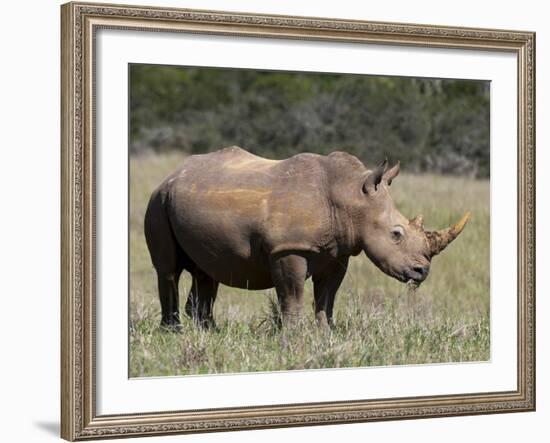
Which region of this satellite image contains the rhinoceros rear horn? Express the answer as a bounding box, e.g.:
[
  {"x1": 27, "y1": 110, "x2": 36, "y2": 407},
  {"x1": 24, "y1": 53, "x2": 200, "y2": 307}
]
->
[
  {"x1": 425, "y1": 212, "x2": 471, "y2": 257},
  {"x1": 410, "y1": 215, "x2": 424, "y2": 229},
  {"x1": 363, "y1": 159, "x2": 388, "y2": 193}
]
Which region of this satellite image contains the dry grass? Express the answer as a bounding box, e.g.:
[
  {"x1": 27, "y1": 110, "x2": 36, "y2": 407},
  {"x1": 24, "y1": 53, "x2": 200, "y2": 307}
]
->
[{"x1": 129, "y1": 151, "x2": 490, "y2": 377}]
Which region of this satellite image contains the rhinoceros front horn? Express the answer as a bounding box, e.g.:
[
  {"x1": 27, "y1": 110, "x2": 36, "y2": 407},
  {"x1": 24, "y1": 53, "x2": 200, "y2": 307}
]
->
[{"x1": 425, "y1": 212, "x2": 471, "y2": 257}]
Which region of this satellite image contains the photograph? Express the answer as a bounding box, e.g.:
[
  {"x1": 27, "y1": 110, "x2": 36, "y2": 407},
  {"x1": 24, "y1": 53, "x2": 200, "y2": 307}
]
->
[{"x1": 128, "y1": 64, "x2": 490, "y2": 377}]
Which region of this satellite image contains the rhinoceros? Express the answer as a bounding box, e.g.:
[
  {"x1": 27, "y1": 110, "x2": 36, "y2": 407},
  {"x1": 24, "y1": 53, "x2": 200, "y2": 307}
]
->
[{"x1": 144, "y1": 146, "x2": 469, "y2": 329}]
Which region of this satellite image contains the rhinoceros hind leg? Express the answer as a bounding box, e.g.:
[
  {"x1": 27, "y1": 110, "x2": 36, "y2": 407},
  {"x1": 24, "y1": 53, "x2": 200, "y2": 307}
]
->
[
  {"x1": 184, "y1": 268, "x2": 219, "y2": 329},
  {"x1": 156, "y1": 270, "x2": 184, "y2": 331},
  {"x1": 144, "y1": 190, "x2": 187, "y2": 331},
  {"x1": 313, "y1": 257, "x2": 349, "y2": 328}
]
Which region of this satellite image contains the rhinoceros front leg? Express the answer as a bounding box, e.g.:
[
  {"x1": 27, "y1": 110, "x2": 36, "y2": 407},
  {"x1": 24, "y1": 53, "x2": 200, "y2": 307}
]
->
[
  {"x1": 269, "y1": 254, "x2": 307, "y2": 325},
  {"x1": 313, "y1": 257, "x2": 349, "y2": 328}
]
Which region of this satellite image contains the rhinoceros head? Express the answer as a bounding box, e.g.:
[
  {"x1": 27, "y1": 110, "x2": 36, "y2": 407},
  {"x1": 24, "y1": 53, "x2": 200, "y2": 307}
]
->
[{"x1": 358, "y1": 159, "x2": 470, "y2": 284}]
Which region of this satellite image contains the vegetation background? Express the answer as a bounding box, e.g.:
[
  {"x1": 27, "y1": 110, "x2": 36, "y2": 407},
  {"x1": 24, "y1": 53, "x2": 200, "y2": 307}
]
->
[
  {"x1": 129, "y1": 65, "x2": 490, "y2": 377},
  {"x1": 130, "y1": 65, "x2": 490, "y2": 177}
]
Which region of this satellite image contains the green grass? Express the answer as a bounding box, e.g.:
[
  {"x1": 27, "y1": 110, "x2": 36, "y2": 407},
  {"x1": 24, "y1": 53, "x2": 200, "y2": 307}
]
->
[{"x1": 129, "y1": 151, "x2": 490, "y2": 377}]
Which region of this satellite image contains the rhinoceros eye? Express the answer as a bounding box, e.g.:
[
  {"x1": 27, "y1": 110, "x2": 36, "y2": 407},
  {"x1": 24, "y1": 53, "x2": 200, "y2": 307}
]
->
[{"x1": 390, "y1": 226, "x2": 405, "y2": 243}]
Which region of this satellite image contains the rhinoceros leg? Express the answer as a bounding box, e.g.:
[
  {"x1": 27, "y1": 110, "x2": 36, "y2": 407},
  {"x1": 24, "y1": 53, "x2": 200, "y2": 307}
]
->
[
  {"x1": 184, "y1": 268, "x2": 219, "y2": 329},
  {"x1": 313, "y1": 258, "x2": 349, "y2": 328},
  {"x1": 144, "y1": 189, "x2": 186, "y2": 330},
  {"x1": 156, "y1": 270, "x2": 183, "y2": 330},
  {"x1": 269, "y1": 254, "x2": 308, "y2": 325}
]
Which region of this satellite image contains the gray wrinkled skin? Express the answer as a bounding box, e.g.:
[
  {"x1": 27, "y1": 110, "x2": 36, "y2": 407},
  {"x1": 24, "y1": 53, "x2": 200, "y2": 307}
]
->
[{"x1": 144, "y1": 146, "x2": 469, "y2": 329}]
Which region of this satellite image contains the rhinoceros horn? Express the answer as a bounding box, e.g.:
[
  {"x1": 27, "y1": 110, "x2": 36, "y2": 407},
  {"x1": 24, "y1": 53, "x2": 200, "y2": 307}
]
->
[{"x1": 425, "y1": 212, "x2": 471, "y2": 257}]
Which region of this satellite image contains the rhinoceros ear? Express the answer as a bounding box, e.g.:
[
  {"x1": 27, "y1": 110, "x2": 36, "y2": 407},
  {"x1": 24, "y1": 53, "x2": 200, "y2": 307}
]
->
[
  {"x1": 363, "y1": 159, "x2": 388, "y2": 194},
  {"x1": 383, "y1": 161, "x2": 400, "y2": 186}
]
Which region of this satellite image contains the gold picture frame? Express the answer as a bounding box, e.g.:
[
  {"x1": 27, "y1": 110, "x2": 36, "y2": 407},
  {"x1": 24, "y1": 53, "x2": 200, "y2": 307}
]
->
[{"x1": 61, "y1": 1, "x2": 535, "y2": 440}]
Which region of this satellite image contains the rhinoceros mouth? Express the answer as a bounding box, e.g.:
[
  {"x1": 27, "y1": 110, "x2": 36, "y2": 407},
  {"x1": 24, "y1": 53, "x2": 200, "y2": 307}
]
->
[
  {"x1": 404, "y1": 265, "x2": 429, "y2": 283},
  {"x1": 391, "y1": 270, "x2": 423, "y2": 285}
]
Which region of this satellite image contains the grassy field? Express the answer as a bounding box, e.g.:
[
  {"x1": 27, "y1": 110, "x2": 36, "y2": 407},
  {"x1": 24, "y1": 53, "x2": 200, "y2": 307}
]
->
[{"x1": 129, "y1": 151, "x2": 490, "y2": 377}]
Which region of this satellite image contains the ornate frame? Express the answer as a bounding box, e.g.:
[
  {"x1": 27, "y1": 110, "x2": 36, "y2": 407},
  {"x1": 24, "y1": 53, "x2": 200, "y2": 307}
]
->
[{"x1": 61, "y1": 1, "x2": 536, "y2": 440}]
